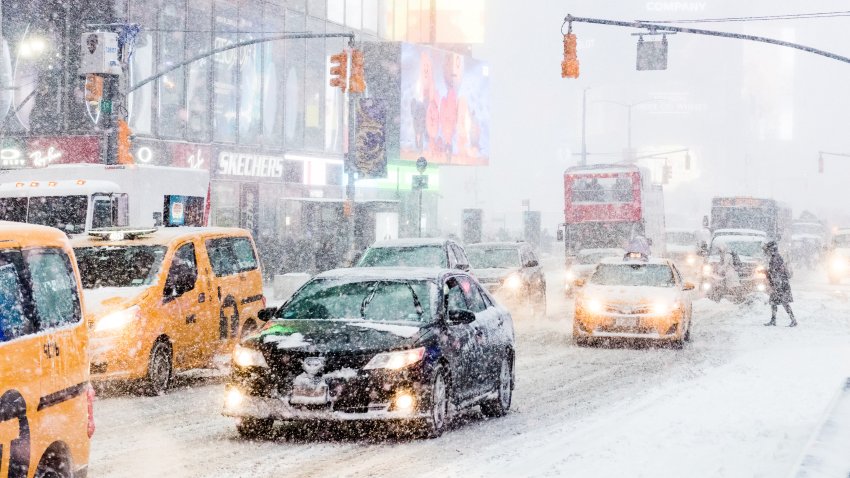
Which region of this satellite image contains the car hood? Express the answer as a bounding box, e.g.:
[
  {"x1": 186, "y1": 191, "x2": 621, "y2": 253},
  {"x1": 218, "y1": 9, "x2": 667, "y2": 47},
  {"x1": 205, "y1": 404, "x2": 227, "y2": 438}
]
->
[
  {"x1": 581, "y1": 284, "x2": 680, "y2": 305},
  {"x1": 82, "y1": 286, "x2": 149, "y2": 319},
  {"x1": 248, "y1": 319, "x2": 426, "y2": 355},
  {"x1": 473, "y1": 267, "x2": 517, "y2": 282}
]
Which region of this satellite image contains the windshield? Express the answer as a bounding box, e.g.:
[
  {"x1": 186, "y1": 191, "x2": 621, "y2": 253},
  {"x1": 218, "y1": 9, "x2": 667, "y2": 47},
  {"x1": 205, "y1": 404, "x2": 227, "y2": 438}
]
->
[
  {"x1": 666, "y1": 232, "x2": 696, "y2": 245},
  {"x1": 467, "y1": 248, "x2": 520, "y2": 268},
  {"x1": 75, "y1": 246, "x2": 167, "y2": 289},
  {"x1": 577, "y1": 249, "x2": 624, "y2": 265},
  {"x1": 570, "y1": 175, "x2": 634, "y2": 203},
  {"x1": 590, "y1": 263, "x2": 675, "y2": 287},
  {"x1": 357, "y1": 245, "x2": 447, "y2": 268},
  {"x1": 710, "y1": 240, "x2": 765, "y2": 258},
  {"x1": 277, "y1": 279, "x2": 436, "y2": 323},
  {"x1": 26, "y1": 196, "x2": 88, "y2": 234}
]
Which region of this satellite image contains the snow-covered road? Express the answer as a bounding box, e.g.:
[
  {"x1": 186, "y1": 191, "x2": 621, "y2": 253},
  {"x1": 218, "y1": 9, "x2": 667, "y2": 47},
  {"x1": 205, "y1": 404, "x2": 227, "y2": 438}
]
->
[{"x1": 88, "y1": 268, "x2": 850, "y2": 477}]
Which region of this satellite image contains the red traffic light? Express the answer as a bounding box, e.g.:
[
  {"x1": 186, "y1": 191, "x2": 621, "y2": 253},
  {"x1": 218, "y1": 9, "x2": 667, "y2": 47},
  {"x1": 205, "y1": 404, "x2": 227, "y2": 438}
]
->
[
  {"x1": 349, "y1": 49, "x2": 366, "y2": 94},
  {"x1": 329, "y1": 50, "x2": 348, "y2": 92},
  {"x1": 561, "y1": 33, "x2": 579, "y2": 79}
]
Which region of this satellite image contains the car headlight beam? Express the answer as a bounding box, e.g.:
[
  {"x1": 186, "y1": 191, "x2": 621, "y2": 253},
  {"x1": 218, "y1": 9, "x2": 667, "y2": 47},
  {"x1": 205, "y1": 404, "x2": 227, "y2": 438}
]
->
[
  {"x1": 233, "y1": 344, "x2": 269, "y2": 368},
  {"x1": 94, "y1": 305, "x2": 140, "y2": 332},
  {"x1": 364, "y1": 347, "x2": 425, "y2": 370},
  {"x1": 503, "y1": 274, "x2": 523, "y2": 290},
  {"x1": 831, "y1": 257, "x2": 848, "y2": 273}
]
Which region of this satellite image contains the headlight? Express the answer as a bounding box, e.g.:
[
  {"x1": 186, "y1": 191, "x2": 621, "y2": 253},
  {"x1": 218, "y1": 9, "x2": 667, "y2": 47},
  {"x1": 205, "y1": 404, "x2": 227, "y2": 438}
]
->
[
  {"x1": 233, "y1": 344, "x2": 268, "y2": 368},
  {"x1": 754, "y1": 267, "x2": 767, "y2": 280},
  {"x1": 686, "y1": 255, "x2": 696, "y2": 265},
  {"x1": 225, "y1": 388, "x2": 244, "y2": 408},
  {"x1": 364, "y1": 347, "x2": 425, "y2": 370},
  {"x1": 652, "y1": 301, "x2": 681, "y2": 316},
  {"x1": 581, "y1": 298, "x2": 603, "y2": 314},
  {"x1": 831, "y1": 257, "x2": 848, "y2": 272},
  {"x1": 94, "y1": 305, "x2": 140, "y2": 332},
  {"x1": 702, "y1": 264, "x2": 713, "y2": 276},
  {"x1": 503, "y1": 274, "x2": 523, "y2": 290},
  {"x1": 702, "y1": 282, "x2": 711, "y2": 291},
  {"x1": 565, "y1": 269, "x2": 576, "y2": 281}
]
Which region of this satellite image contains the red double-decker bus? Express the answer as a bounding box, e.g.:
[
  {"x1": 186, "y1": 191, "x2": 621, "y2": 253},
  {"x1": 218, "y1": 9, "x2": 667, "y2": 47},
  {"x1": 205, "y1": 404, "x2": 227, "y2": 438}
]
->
[{"x1": 560, "y1": 164, "x2": 666, "y2": 257}]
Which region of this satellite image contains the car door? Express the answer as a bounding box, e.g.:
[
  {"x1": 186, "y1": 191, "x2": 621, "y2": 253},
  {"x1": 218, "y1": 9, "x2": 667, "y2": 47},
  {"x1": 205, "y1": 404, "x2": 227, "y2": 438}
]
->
[
  {"x1": 161, "y1": 241, "x2": 209, "y2": 369},
  {"x1": 456, "y1": 275, "x2": 499, "y2": 396},
  {"x1": 442, "y1": 275, "x2": 480, "y2": 403},
  {"x1": 525, "y1": 248, "x2": 545, "y2": 293},
  {"x1": 205, "y1": 236, "x2": 256, "y2": 347}
]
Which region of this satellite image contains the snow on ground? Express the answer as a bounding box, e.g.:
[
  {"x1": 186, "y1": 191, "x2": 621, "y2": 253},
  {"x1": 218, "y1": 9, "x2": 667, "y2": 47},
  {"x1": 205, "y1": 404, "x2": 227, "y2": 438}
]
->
[{"x1": 89, "y1": 266, "x2": 850, "y2": 478}]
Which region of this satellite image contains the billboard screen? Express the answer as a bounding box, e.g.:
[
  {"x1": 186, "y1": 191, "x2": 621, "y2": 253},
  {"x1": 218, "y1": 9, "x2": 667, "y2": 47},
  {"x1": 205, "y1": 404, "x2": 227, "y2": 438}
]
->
[{"x1": 399, "y1": 44, "x2": 489, "y2": 166}]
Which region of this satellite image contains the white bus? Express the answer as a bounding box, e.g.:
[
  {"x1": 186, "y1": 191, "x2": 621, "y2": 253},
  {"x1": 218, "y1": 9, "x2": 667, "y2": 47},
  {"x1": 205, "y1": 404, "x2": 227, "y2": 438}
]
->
[{"x1": 0, "y1": 164, "x2": 210, "y2": 233}]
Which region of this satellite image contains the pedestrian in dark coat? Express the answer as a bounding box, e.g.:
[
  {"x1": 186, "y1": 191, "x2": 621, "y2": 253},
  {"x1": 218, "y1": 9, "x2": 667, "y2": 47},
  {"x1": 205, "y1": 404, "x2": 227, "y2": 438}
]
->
[{"x1": 763, "y1": 241, "x2": 797, "y2": 327}]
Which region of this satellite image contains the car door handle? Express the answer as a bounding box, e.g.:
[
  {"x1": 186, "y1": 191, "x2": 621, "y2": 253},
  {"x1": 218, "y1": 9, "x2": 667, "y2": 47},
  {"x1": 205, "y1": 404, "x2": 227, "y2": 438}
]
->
[{"x1": 198, "y1": 292, "x2": 206, "y2": 303}]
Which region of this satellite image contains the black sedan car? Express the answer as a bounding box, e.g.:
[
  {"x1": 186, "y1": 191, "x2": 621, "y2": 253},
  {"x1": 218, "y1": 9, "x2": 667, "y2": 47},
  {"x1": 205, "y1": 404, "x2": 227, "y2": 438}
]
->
[{"x1": 223, "y1": 267, "x2": 515, "y2": 438}]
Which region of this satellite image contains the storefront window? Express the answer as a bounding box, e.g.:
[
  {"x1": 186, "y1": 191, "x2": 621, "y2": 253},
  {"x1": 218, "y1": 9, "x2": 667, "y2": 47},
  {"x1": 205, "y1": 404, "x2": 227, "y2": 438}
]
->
[
  {"x1": 262, "y1": 8, "x2": 285, "y2": 148},
  {"x1": 285, "y1": 10, "x2": 306, "y2": 150},
  {"x1": 363, "y1": 0, "x2": 378, "y2": 33},
  {"x1": 346, "y1": 0, "x2": 362, "y2": 29},
  {"x1": 327, "y1": 0, "x2": 345, "y2": 24},
  {"x1": 393, "y1": 0, "x2": 408, "y2": 41},
  {"x1": 187, "y1": 0, "x2": 212, "y2": 142},
  {"x1": 211, "y1": 181, "x2": 239, "y2": 227},
  {"x1": 158, "y1": 0, "x2": 186, "y2": 138},
  {"x1": 239, "y1": 3, "x2": 263, "y2": 144},
  {"x1": 304, "y1": 17, "x2": 325, "y2": 151},
  {"x1": 213, "y1": 0, "x2": 239, "y2": 142}
]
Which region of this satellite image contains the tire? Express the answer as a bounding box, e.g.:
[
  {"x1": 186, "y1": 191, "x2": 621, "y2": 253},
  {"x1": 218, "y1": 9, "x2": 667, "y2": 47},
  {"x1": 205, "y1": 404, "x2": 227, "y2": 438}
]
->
[
  {"x1": 35, "y1": 447, "x2": 71, "y2": 478},
  {"x1": 420, "y1": 368, "x2": 449, "y2": 438},
  {"x1": 236, "y1": 417, "x2": 275, "y2": 440},
  {"x1": 684, "y1": 318, "x2": 692, "y2": 342},
  {"x1": 481, "y1": 355, "x2": 513, "y2": 418},
  {"x1": 144, "y1": 341, "x2": 173, "y2": 396}
]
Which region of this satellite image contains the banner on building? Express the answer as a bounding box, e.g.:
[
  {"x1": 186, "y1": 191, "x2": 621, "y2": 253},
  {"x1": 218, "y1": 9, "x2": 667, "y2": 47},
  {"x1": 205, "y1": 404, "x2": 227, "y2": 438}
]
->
[{"x1": 354, "y1": 98, "x2": 388, "y2": 179}]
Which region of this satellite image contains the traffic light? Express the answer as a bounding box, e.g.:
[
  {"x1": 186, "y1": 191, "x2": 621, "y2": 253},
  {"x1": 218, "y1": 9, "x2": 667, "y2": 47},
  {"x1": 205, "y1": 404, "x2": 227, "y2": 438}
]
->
[
  {"x1": 117, "y1": 119, "x2": 133, "y2": 165},
  {"x1": 662, "y1": 163, "x2": 672, "y2": 184},
  {"x1": 561, "y1": 33, "x2": 579, "y2": 79},
  {"x1": 329, "y1": 50, "x2": 348, "y2": 92},
  {"x1": 349, "y1": 49, "x2": 366, "y2": 94},
  {"x1": 84, "y1": 74, "x2": 103, "y2": 103}
]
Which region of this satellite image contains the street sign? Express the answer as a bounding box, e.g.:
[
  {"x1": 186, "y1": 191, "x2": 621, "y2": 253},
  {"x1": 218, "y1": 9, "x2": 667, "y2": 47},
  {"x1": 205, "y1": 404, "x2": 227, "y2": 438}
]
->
[
  {"x1": 636, "y1": 36, "x2": 668, "y2": 71},
  {"x1": 412, "y1": 174, "x2": 428, "y2": 190},
  {"x1": 416, "y1": 156, "x2": 427, "y2": 173}
]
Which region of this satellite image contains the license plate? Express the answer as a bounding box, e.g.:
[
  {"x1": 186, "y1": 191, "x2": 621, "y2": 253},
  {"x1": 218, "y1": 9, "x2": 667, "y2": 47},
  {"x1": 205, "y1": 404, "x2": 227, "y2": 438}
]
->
[
  {"x1": 290, "y1": 375, "x2": 329, "y2": 405},
  {"x1": 615, "y1": 317, "x2": 638, "y2": 328}
]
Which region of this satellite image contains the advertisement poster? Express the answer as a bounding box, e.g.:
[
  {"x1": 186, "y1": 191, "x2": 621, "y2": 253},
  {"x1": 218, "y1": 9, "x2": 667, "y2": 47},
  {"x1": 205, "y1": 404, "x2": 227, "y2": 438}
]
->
[
  {"x1": 354, "y1": 97, "x2": 388, "y2": 178},
  {"x1": 399, "y1": 44, "x2": 489, "y2": 166}
]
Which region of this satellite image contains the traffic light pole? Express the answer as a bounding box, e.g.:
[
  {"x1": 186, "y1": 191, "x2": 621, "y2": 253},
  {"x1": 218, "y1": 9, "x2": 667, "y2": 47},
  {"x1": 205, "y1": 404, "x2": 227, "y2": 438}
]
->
[
  {"x1": 563, "y1": 15, "x2": 850, "y2": 65},
  {"x1": 346, "y1": 38, "x2": 359, "y2": 261}
]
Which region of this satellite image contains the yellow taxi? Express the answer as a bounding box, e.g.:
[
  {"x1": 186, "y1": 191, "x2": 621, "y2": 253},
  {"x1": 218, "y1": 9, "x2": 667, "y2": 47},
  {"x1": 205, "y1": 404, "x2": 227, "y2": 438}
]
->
[
  {"x1": 573, "y1": 253, "x2": 695, "y2": 347},
  {"x1": 0, "y1": 221, "x2": 94, "y2": 478},
  {"x1": 71, "y1": 227, "x2": 265, "y2": 395}
]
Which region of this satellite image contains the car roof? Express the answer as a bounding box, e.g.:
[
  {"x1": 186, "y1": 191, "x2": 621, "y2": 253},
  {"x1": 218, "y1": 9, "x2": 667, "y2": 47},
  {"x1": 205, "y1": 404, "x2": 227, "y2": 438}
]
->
[
  {"x1": 0, "y1": 221, "x2": 71, "y2": 249},
  {"x1": 599, "y1": 257, "x2": 671, "y2": 266},
  {"x1": 713, "y1": 228, "x2": 767, "y2": 236},
  {"x1": 70, "y1": 227, "x2": 251, "y2": 248},
  {"x1": 578, "y1": 247, "x2": 625, "y2": 254},
  {"x1": 712, "y1": 234, "x2": 766, "y2": 244},
  {"x1": 369, "y1": 238, "x2": 451, "y2": 248},
  {"x1": 314, "y1": 267, "x2": 458, "y2": 281},
  {"x1": 466, "y1": 241, "x2": 527, "y2": 250}
]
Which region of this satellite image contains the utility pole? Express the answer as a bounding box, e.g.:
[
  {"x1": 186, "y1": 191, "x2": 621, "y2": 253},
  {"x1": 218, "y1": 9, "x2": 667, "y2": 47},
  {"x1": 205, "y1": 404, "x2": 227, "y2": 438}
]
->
[{"x1": 580, "y1": 87, "x2": 589, "y2": 166}]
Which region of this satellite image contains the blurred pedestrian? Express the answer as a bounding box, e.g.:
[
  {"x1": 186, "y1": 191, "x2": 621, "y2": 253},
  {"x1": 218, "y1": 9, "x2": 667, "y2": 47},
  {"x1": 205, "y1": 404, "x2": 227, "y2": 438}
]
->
[{"x1": 763, "y1": 241, "x2": 796, "y2": 327}]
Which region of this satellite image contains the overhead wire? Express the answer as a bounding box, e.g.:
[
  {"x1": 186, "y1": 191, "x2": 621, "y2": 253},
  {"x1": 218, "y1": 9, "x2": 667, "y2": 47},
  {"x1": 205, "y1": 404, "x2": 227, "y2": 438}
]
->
[{"x1": 638, "y1": 10, "x2": 850, "y2": 24}]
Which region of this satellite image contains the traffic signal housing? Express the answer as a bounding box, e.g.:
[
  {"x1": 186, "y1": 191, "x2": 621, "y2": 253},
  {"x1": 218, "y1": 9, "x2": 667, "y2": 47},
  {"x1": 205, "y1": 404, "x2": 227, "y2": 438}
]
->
[
  {"x1": 329, "y1": 50, "x2": 348, "y2": 92},
  {"x1": 117, "y1": 119, "x2": 133, "y2": 165},
  {"x1": 85, "y1": 74, "x2": 103, "y2": 103},
  {"x1": 349, "y1": 49, "x2": 366, "y2": 94},
  {"x1": 561, "y1": 33, "x2": 579, "y2": 79}
]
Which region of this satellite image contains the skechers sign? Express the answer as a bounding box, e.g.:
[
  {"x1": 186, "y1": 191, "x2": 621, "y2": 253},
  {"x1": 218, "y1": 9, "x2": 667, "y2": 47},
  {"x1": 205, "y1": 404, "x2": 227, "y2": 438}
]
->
[{"x1": 216, "y1": 151, "x2": 285, "y2": 179}]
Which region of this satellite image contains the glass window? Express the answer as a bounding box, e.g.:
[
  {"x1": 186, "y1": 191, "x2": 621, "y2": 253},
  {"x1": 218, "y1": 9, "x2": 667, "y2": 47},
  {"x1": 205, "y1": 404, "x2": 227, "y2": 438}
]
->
[
  {"x1": 590, "y1": 264, "x2": 676, "y2": 288},
  {"x1": 26, "y1": 196, "x2": 87, "y2": 234},
  {"x1": 393, "y1": 0, "x2": 408, "y2": 41},
  {"x1": 239, "y1": 4, "x2": 264, "y2": 144},
  {"x1": 262, "y1": 7, "x2": 286, "y2": 148},
  {"x1": 173, "y1": 242, "x2": 198, "y2": 270},
  {"x1": 158, "y1": 0, "x2": 187, "y2": 138},
  {"x1": 25, "y1": 249, "x2": 81, "y2": 329},
  {"x1": 467, "y1": 248, "x2": 520, "y2": 268},
  {"x1": 458, "y1": 276, "x2": 486, "y2": 312},
  {"x1": 346, "y1": 0, "x2": 362, "y2": 28},
  {"x1": 452, "y1": 244, "x2": 469, "y2": 266},
  {"x1": 377, "y1": 0, "x2": 393, "y2": 39},
  {"x1": 326, "y1": 163, "x2": 343, "y2": 185},
  {"x1": 187, "y1": 0, "x2": 213, "y2": 142},
  {"x1": 357, "y1": 245, "x2": 447, "y2": 268},
  {"x1": 285, "y1": 10, "x2": 306, "y2": 149},
  {"x1": 166, "y1": 242, "x2": 198, "y2": 294},
  {"x1": 206, "y1": 237, "x2": 258, "y2": 276},
  {"x1": 213, "y1": 0, "x2": 239, "y2": 142},
  {"x1": 287, "y1": 0, "x2": 307, "y2": 12},
  {"x1": 362, "y1": 0, "x2": 378, "y2": 32},
  {"x1": 0, "y1": 198, "x2": 28, "y2": 223},
  {"x1": 327, "y1": 0, "x2": 345, "y2": 23},
  {"x1": 75, "y1": 246, "x2": 167, "y2": 289},
  {"x1": 304, "y1": 17, "x2": 326, "y2": 150},
  {"x1": 445, "y1": 277, "x2": 467, "y2": 311},
  {"x1": 571, "y1": 176, "x2": 634, "y2": 203},
  {"x1": 0, "y1": 250, "x2": 33, "y2": 342},
  {"x1": 307, "y1": 0, "x2": 326, "y2": 18},
  {"x1": 129, "y1": 32, "x2": 155, "y2": 134}
]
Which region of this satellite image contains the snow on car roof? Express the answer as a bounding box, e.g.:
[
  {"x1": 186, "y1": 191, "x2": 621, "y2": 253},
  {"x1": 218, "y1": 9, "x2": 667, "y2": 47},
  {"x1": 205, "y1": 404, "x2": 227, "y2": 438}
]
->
[
  {"x1": 578, "y1": 247, "x2": 625, "y2": 254},
  {"x1": 712, "y1": 234, "x2": 766, "y2": 244},
  {"x1": 713, "y1": 228, "x2": 767, "y2": 237},
  {"x1": 314, "y1": 267, "x2": 452, "y2": 281},
  {"x1": 370, "y1": 238, "x2": 449, "y2": 248},
  {"x1": 70, "y1": 227, "x2": 250, "y2": 247},
  {"x1": 599, "y1": 257, "x2": 670, "y2": 266},
  {"x1": 466, "y1": 241, "x2": 527, "y2": 249}
]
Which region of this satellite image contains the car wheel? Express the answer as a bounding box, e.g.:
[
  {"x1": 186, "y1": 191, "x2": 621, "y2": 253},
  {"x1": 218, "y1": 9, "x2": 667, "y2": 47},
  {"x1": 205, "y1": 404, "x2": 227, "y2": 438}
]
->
[
  {"x1": 35, "y1": 448, "x2": 71, "y2": 478},
  {"x1": 145, "y1": 341, "x2": 172, "y2": 396},
  {"x1": 420, "y1": 369, "x2": 449, "y2": 438},
  {"x1": 481, "y1": 354, "x2": 513, "y2": 418},
  {"x1": 684, "y1": 318, "x2": 692, "y2": 342},
  {"x1": 237, "y1": 417, "x2": 275, "y2": 440}
]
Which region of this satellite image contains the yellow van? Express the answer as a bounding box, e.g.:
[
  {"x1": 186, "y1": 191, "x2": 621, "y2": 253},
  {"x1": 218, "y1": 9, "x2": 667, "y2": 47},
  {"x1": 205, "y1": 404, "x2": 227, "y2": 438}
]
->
[
  {"x1": 71, "y1": 227, "x2": 265, "y2": 395},
  {"x1": 0, "y1": 221, "x2": 93, "y2": 478}
]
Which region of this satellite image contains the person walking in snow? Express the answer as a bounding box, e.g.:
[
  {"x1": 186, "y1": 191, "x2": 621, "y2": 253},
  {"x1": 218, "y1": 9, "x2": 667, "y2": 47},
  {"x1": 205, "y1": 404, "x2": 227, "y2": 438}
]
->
[{"x1": 763, "y1": 241, "x2": 797, "y2": 327}]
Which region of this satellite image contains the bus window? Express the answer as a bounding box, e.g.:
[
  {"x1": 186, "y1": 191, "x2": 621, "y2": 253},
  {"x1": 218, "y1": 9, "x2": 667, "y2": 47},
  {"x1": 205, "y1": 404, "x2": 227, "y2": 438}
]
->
[
  {"x1": 571, "y1": 176, "x2": 634, "y2": 203},
  {"x1": 0, "y1": 197, "x2": 27, "y2": 223},
  {"x1": 92, "y1": 198, "x2": 113, "y2": 229},
  {"x1": 27, "y1": 195, "x2": 87, "y2": 233}
]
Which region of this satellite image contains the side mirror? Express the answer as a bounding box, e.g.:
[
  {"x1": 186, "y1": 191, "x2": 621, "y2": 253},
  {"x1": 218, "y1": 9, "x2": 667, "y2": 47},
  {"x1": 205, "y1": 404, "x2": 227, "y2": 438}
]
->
[
  {"x1": 525, "y1": 260, "x2": 539, "y2": 268},
  {"x1": 557, "y1": 230, "x2": 564, "y2": 242},
  {"x1": 258, "y1": 307, "x2": 277, "y2": 322},
  {"x1": 683, "y1": 282, "x2": 695, "y2": 291},
  {"x1": 575, "y1": 278, "x2": 586, "y2": 288},
  {"x1": 447, "y1": 309, "x2": 476, "y2": 324}
]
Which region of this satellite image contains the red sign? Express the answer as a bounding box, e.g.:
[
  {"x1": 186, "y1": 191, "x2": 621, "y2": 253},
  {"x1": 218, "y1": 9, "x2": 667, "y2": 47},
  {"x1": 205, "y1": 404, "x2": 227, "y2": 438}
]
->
[
  {"x1": 26, "y1": 136, "x2": 102, "y2": 167},
  {"x1": 564, "y1": 171, "x2": 642, "y2": 224}
]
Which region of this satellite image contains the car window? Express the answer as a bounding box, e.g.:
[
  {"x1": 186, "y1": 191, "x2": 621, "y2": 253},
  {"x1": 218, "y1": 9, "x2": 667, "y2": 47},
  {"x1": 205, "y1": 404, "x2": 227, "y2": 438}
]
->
[
  {"x1": 167, "y1": 243, "x2": 198, "y2": 291},
  {"x1": 0, "y1": 250, "x2": 34, "y2": 342},
  {"x1": 357, "y1": 245, "x2": 447, "y2": 268},
  {"x1": 445, "y1": 277, "x2": 468, "y2": 311},
  {"x1": 458, "y1": 276, "x2": 486, "y2": 312},
  {"x1": 75, "y1": 245, "x2": 167, "y2": 288},
  {"x1": 206, "y1": 237, "x2": 258, "y2": 276},
  {"x1": 446, "y1": 244, "x2": 458, "y2": 266},
  {"x1": 452, "y1": 244, "x2": 470, "y2": 266},
  {"x1": 590, "y1": 263, "x2": 676, "y2": 288},
  {"x1": 25, "y1": 248, "x2": 82, "y2": 329}
]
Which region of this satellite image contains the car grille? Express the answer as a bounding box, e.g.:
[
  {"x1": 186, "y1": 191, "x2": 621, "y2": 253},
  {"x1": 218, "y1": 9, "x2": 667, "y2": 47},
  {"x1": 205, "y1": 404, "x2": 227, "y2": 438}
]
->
[
  {"x1": 604, "y1": 304, "x2": 651, "y2": 315},
  {"x1": 264, "y1": 350, "x2": 373, "y2": 395}
]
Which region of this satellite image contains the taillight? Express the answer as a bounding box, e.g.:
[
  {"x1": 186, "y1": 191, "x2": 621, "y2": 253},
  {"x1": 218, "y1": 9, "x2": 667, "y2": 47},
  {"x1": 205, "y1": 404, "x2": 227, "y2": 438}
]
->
[
  {"x1": 86, "y1": 383, "x2": 96, "y2": 438},
  {"x1": 262, "y1": 295, "x2": 267, "y2": 308}
]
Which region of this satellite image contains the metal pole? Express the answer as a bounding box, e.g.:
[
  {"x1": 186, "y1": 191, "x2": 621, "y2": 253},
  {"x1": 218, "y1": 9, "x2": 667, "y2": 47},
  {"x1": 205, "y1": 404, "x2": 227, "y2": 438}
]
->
[
  {"x1": 418, "y1": 188, "x2": 423, "y2": 237},
  {"x1": 627, "y1": 104, "x2": 632, "y2": 152},
  {"x1": 346, "y1": 39, "x2": 358, "y2": 257},
  {"x1": 580, "y1": 88, "x2": 587, "y2": 166}
]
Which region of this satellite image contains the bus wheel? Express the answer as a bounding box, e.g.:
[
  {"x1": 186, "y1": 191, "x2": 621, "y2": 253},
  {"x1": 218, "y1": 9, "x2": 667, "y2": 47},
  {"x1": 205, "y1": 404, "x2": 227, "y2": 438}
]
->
[{"x1": 145, "y1": 340, "x2": 173, "y2": 396}]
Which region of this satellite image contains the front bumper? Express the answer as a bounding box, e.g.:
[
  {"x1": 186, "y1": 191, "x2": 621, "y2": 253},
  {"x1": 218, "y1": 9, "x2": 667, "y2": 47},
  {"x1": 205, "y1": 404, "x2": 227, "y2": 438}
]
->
[
  {"x1": 574, "y1": 310, "x2": 684, "y2": 340},
  {"x1": 222, "y1": 386, "x2": 428, "y2": 421},
  {"x1": 88, "y1": 333, "x2": 150, "y2": 381}
]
